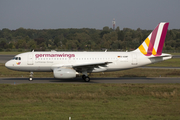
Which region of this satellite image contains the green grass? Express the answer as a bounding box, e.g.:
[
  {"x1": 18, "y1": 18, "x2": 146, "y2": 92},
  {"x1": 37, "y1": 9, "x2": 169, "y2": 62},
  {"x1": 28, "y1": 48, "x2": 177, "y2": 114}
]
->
[
  {"x1": 0, "y1": 52, "x2": 22, "y2": 55},
  {"x1": 0, "y1": 84, "x2": 180, "y2": 120},
  {"x1": 168, "y1": 52, "x2": 180, "y2": 55},
  {"x1": 147, "y1": 58, "x2": 180, "y2": 67}
]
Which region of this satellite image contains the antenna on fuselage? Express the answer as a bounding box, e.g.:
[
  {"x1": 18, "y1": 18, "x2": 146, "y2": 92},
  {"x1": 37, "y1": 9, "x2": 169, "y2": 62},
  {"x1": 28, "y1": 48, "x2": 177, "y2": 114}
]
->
[
  {"x1": 31, "y1": 49, "x2": 34, "y2": 52},
  {"x1": 105, "y1": 49, "x2": 107, "y2": 52}
]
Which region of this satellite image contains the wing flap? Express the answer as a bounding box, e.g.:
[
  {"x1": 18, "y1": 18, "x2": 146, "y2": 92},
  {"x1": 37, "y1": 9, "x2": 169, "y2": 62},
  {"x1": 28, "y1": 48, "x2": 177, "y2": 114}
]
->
[{"x1": 72, "y1": 62, "x2": 112, "y2": 68}]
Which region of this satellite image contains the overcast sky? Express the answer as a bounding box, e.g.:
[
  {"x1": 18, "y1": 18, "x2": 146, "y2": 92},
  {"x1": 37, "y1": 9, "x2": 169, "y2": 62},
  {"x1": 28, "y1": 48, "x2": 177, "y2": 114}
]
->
[{"x1": 0, "y1": 0, "x2": 180, "y2": 30}]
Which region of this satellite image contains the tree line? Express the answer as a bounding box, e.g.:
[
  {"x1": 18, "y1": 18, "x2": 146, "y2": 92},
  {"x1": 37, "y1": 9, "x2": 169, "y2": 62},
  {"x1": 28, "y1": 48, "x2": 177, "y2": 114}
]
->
[{"x1": 0, "y1": 26, "x2": 180, "y2": 52}]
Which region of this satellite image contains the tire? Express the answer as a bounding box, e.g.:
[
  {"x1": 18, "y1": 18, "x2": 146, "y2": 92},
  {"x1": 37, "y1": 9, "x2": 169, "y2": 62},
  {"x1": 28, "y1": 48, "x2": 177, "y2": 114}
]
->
[
  {"x1": 84, "y1": 76, "x2": 90, "y2": 82},
  {"x1": 82, "y1": 75, "x2": 86, "y2": 80},
  {"x1": 29, "y1": 77, "x2": 33, "y2": 81}
]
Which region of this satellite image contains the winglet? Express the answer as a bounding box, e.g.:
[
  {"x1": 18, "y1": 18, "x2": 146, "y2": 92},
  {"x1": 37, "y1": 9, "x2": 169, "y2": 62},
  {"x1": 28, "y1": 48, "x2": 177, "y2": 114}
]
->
[{"x1": 136, "y1": 22, "x2": 169, "y2": 56}]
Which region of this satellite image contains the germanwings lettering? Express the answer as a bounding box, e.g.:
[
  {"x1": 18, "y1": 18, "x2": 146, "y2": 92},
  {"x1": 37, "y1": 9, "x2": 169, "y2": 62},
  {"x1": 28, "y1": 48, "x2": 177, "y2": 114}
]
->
[{"x1": 35, "y1": 53, "x2": 75, "y2": 58}]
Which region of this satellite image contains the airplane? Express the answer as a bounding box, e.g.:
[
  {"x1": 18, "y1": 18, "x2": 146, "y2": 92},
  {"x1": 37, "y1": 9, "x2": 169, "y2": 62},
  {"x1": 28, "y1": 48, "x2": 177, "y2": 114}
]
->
[{"x1": 5, "y1": 22, "x2": 172, "y2": 82}]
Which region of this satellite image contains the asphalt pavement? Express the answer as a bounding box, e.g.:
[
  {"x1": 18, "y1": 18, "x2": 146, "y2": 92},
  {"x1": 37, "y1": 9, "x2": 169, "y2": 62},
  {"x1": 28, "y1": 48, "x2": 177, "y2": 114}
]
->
[
  {"x1": 0, "y1": 55, "x2": 14, "y2": 63},
  {"x1": 0, "y1": 77, "x2": 180, "y2": 84}
]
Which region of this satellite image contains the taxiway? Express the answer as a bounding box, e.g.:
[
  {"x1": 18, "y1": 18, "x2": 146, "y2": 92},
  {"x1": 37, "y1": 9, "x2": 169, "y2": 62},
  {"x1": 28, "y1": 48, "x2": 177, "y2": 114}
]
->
[{"x1": 0, "y1": 77, "x2": 180, "y2": 84}]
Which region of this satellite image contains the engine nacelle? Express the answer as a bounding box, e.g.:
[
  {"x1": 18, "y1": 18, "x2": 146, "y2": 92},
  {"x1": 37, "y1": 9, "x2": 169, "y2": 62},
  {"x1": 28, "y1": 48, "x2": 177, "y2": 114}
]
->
[{"x1": 53, "y1": 68, "x2": 76, "y2": 79}]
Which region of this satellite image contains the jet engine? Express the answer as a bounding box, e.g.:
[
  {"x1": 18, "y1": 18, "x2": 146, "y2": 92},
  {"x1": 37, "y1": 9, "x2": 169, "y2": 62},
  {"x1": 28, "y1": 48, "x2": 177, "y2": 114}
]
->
[{"x1": 53, "y1": 68, "x2": 76, "y2": 79}]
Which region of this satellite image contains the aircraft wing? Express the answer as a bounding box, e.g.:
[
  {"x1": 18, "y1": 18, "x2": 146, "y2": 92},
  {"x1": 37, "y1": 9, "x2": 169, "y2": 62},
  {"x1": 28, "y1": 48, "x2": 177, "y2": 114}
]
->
[
  {"x1": 72, "y1": 62, "x2": 112, "y2": 68},
  {"x1": 72, "y1": 61, "x2": 112, "y2": 73}
]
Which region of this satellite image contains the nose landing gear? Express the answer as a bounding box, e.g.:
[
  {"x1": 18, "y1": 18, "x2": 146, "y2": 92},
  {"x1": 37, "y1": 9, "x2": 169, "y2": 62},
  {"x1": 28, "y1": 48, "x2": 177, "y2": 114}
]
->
[{"x1": 29, "y1": 72, "x2": 33, "y2": 81}]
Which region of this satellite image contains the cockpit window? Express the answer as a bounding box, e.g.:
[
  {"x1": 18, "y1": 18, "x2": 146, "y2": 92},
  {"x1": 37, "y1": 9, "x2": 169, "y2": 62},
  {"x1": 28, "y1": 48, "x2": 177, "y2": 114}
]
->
[
  {"x1": 12, "y1": 57, "x2": 21, "y2": 60},
  {"x1": 12, "y1": 57, "x2": 17, "y2": 60}
]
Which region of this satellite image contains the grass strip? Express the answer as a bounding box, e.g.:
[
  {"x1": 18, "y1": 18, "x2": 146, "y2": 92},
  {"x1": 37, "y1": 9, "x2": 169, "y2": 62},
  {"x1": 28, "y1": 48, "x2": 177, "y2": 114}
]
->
[
  {"x1": 0, "y1": 83, "x2": 180, "y2": 120},
  {"x1": 0, "y1": 52, "x2": 22, "y2": 55},
  {"x1": 147, "y1": 58, "x2": 180, "y2": 67}
]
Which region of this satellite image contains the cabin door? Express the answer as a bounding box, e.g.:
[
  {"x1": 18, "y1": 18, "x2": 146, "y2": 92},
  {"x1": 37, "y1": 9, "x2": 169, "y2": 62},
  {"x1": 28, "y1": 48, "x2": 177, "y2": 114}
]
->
[{"x1": 27, "y1": 54, "x2": 34, "y2": 65}]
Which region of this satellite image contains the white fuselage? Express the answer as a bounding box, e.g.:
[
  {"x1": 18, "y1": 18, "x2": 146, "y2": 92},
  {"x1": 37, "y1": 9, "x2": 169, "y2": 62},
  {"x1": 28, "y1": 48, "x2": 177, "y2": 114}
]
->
[{"x1": 5, "y1": 51, "x2": 172, "y2": 72}]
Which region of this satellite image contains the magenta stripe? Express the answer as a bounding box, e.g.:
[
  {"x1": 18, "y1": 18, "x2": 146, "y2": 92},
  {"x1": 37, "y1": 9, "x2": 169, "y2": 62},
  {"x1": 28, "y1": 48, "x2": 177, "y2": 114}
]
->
[
  {"x1": 156, "y1": 23, "x2": 169, "y2": 55},
  {"x1": 146, "y1": 24, "x2": 159, "y2": 56}
]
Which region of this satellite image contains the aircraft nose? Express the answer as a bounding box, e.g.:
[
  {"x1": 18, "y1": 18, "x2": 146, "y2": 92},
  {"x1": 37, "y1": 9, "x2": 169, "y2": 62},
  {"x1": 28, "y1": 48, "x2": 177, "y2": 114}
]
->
[{"x1": 5, "y1": 61, "x2": 12, "y2": 69}]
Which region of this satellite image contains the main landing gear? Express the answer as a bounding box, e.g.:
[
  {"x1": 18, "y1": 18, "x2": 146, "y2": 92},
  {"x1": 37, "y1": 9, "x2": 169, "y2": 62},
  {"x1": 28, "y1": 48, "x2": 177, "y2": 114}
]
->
[
  {"x1": 29, "y1": 72, "x2": 33, "y2": 81},
  {"x1": 82, "y1": 75, "x2": 90, "y2": 82},
  {"x1": 81, "y1": 70, "x2": 90, "y2": 82}
]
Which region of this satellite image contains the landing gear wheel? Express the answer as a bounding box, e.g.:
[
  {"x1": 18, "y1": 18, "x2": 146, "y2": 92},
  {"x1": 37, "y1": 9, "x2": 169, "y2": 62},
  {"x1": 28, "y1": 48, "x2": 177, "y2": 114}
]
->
[
  {"x1": 82, "y1": 71, "x2": 90, "y2": 82},
  {"x1": 82, "y1": 75, "x2": 86, "y2": 80},
  {"x1": 84, "y1": 76, "x2": 90, "y2": 82},
  {"x1": 29, "y1": 77, "x2": 33, "y2": 81}
]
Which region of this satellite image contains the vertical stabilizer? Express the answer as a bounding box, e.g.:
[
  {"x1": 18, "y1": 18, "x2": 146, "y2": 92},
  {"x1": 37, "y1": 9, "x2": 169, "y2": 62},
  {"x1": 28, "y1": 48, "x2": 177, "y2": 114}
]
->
[{"x1": 135, "y1": 22, "x2": 169, "y2": 56}]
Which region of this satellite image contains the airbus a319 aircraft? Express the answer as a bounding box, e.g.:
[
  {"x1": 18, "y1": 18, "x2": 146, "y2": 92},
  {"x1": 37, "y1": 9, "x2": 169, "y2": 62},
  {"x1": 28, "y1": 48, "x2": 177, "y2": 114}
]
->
[{"x1": 5, "y1": 22, "x2": 172, "y2": 82}]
